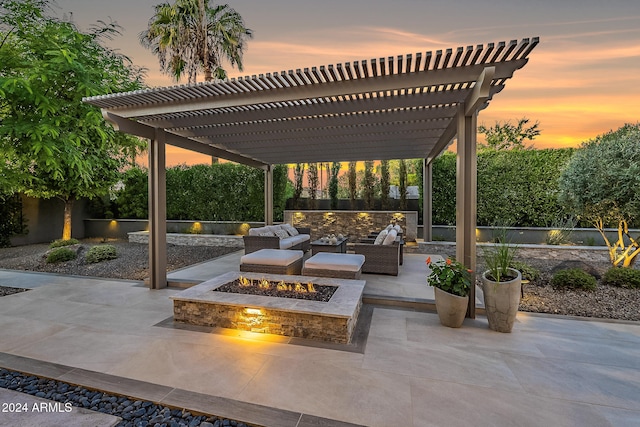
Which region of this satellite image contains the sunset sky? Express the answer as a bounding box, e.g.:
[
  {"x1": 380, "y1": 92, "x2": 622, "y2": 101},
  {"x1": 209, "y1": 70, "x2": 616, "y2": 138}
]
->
[{"x1": 55, "y1": 0, "x2": 640, "y2": 165}]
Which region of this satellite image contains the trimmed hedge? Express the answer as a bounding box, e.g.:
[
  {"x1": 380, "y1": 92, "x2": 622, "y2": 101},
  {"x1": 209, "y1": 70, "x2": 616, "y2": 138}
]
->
[
  {"x1": 85, "y1": 245, "x2": 118, "y2": 264},
  {"x1": 46, "y1": 247, "x2": 77, "y2": 264},
  {"x1": 551, "y1": 268, "x2": 597, "y2": 291},
  {"x1": 49, "y1": 238, "x2": 79, "y2": 248},
  {"x1": 115, "y1": 163, "x2": 289, "y2": 222},
  {"x1": 431, "y1": 148, "x2": 575, "y2": 226},
  {"x1": 602, "y1": 267, "x2": 640, "y2": 289}
]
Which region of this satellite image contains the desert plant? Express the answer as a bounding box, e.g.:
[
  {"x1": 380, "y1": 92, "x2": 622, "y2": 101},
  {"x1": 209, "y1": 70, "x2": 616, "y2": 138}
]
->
[
  {"x1": 328, "y1": 162, "x2": 341, "y2": 209},
  {"x1": 49, "y1": 238, "x2": 80, "y2": 249},
  {"x1": 46, "y1": 247, "x2": 77, "y2": 264},
  {"x1": 85, "y1": 245, "x2": 118, "y2": 264},
  {"x1": 545, "y1": 216, "x2": 576, "y2": 245},
  {"x1": 307, "y1": 163, "x2": 319, "y2": 209},
  {"x1": 482, "y1": 229, "x2": 518, "y2": 282},
  {"x1": 602, "y1": 267, "x2": 640, "y2": 289},
  {"x1": 551, "y1": 268, "x2": 597, "y2": 291},
  {"x1": 510, "y1": 261, "x2": 540, "y2": 282}
]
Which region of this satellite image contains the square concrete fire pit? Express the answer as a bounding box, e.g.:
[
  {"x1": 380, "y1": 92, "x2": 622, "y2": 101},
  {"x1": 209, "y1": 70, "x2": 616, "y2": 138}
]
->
[{"x1": 170, "y1": 271, "x2": 365, "y2": 344}]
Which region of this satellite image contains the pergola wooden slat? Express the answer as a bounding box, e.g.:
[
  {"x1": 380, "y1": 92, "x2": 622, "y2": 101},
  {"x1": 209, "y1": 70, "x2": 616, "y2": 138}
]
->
[{"x1": 85, "y1": 37, "x2": 539, "y2": 317}]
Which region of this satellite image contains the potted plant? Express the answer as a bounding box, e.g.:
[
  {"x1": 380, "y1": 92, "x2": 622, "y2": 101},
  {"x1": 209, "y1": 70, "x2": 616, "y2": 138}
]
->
[
  {"x1": 481, "y1": 233, "x2": 521, "y2": 333},
  {"x1": 426, "y1": 257, "x2": 473, "y2": 328}
]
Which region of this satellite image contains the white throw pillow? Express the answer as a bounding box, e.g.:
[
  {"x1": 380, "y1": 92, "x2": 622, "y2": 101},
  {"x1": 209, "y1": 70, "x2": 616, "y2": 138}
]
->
[
  {"x1": 259, "y1": 231, "x2": 275, "y2": 237},
  {"x1": 382, "y1": 229, "x2": 397, "y2": 245},
  {"x1": 274, "y1": 229, "x2": 289, "y2": 239},
  {"x1": 374, "y1": 230, "x2": 388, "y2": 245},
  {"x1": 393, "y1": 224, "x2": 402, "y2": 233},
  {"x1": 385, "y1": 224, "x2": 394, "y2": 231},
  {"x1": 282, "y1": 224, "x2": 299, "y2": 236}
]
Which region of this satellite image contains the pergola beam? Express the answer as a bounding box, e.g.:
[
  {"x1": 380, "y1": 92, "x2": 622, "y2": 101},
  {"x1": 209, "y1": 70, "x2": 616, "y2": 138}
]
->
[{"x1": 104, "y1": 61, "x2": 527, "y2": 119}]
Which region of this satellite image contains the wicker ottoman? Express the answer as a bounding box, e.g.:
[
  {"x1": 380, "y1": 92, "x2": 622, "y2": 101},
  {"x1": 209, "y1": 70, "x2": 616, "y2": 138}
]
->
[
  {"x1": 302, "y1": 252, "x2": 365, "y2": 279},
  {"x1": 240, "y1": 249, "x2": 304, "y2": 275}
]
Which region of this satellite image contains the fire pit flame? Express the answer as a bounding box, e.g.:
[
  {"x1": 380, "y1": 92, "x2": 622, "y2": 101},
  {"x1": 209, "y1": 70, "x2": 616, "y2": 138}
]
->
[
  {"x1": 259, "y1": 279, "x2": 270, "y2": 289},
  {"x1": 237, "y1": 276, "x2": 317, "y2": 294}
]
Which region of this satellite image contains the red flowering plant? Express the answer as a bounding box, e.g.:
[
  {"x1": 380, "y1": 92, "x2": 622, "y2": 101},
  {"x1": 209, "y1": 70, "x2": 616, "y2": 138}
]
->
[{"x1": 426, "y1": 257, "x2": 473, "y2": 297}]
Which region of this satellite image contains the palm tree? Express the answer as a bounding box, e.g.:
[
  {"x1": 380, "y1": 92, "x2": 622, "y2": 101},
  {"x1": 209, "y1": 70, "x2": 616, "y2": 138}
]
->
[{"x1": 140, "y1": 0, "x2": 252, "y2": 83}]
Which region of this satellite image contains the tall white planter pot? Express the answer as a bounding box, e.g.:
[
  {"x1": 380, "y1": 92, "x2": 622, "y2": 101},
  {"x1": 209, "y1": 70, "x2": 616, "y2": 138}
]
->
[
  {"x1": 481, "y1": 268, "x2": 522, "y2": 333},
  {"x1": 434, "y1": 287, "x2": 469, "y2": 328}
]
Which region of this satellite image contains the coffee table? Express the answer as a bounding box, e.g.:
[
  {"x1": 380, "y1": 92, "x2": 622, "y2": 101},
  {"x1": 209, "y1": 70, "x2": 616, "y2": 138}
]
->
[{"x1": 310, "y1": 237, "x2": 348, "y2": 255}]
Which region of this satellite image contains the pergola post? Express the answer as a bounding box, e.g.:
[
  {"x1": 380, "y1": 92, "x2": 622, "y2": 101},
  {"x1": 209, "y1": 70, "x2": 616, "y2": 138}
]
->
[
  {"x1": 455, "y1": 103, "x2": 477, "y2": 318},
  {"x1": 423, "y1": 158, "x2": 433, "y2": 242},
  {"x1": 264, "y1": 164, "x2": 274, "y2": 225},
  {"x1": 148, "y1": 128, "x2": 167, "y2": 289}
]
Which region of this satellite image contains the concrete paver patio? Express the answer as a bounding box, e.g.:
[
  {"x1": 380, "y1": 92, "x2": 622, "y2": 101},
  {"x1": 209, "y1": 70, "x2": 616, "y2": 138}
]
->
[{"x1": 1, "y1": 254, "x2": 639, "y2": 426}]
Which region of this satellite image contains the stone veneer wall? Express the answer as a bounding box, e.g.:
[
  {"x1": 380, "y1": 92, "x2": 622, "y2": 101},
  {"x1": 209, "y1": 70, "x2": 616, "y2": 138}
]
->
[
  {"x1": 128, "y1": 231, "x2": 243, "y2": 248},
  {"x1": 284, "y1": 210, "x2": 418, "y2": 241},
  {"x1": 173, "y1": 300, "x2": 361, "y2": 344},
  {"x1": 410, "y1": 241, "x2": 611, "y2": 263}
]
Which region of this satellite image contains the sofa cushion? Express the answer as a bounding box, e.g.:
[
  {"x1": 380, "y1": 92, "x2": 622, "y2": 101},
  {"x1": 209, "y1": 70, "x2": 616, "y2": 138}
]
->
[
  {"x1": 374, "y1": 230, "x2": 388, "y2": 245},
  {"x1": 383, "y1": 229, "x2": 397, "y2": 245},
  {"x1": 278, "y1": 237, "x2": 297, "y2": 249},
  {"x1": 393, "y1": 224, "x2": 402, "y2": 233}
]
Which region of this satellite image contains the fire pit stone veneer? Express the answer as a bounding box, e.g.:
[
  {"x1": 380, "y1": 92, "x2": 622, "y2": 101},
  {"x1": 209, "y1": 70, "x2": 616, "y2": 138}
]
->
[{"x1": 170, "y1": 271, "x2": 365, "y2": 344}]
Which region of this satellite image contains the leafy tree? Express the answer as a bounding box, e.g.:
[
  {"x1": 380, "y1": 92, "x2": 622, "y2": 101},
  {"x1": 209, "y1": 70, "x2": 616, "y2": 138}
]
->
[
  {"x1": 348, "y1": 161, "x2": 357, "y2": 209},
  {"x1": 362, "y1": 160, "x2": 375, "y2": 209},
  {"x1": 140, "y1": 0, "x2": 252, "y2": 82},
  {"x1": 559, "y1": 123, "x2": 640, "y2": 267},
  {"x1": 328, "y1": 162, "x2": 340, "y2": 209},
  {"x1": 307, "y1": 163, "x2": 318, "y2": 209},
  {"x1": 292, "y1": 163, "x2": 305, "y2": 209},
  {"x1": 0, "y1": 192, "x2": 26, "y2": 247},
  {"x1": 478, "y1": 117, "x2": 540, "y2": 150},
  {"x1": 398, "y1": 159, "x2": 408, "y2": 209},
  {"x1": 0, "y1": 0, "x2": 146, "y2": 240},
  {"x1": 379, "y1": 160, "x2": 391, "y2": 209}
]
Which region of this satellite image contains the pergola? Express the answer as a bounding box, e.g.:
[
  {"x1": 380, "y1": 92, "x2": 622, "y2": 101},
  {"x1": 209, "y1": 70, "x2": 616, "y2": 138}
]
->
[{"x1": 85, "y1": 37, "x2": 539, "y2": 316}]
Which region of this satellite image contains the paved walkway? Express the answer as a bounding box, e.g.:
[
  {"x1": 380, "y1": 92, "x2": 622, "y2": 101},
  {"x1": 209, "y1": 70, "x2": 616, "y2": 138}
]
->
[{"x1": 0, "y1": 256, "x2": 639, "y2": 426}]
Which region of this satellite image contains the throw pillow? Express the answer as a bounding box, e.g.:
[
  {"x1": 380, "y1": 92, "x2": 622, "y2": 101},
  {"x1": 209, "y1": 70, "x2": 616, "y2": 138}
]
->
[
  {"x1": 259, "y1": 231, "x2": 275, "y2": 237},
  {"x1": 282, "y1": 224, "x2": 299, "y2": 236},
  {"x1": 274, "y1": 229, "x2": 289, "y2": 239},
  {"x1": 374, "y1": 230, "x2": 388, "y2": 245},
  {"x1": 393, "y1": 224, "x2": 402, "y2": 233},
  {"x1": 382, "y1": 229, "x2": 397, "y2": 245}
]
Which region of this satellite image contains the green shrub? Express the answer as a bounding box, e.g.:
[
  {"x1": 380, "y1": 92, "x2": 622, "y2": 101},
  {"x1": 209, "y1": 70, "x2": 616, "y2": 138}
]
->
[
  {"x1": 85, "y1": 245, "x2": 118, "y2": 264},
  {"x1": 602, "y1": 267, "x2": 640, "y2": 289},
  {"x1": 46, "y1": 247, "x2": 77, "y2": 263},
  {"x1": 49, "y1": 238, "x2": 80, "y2": 248},
  {"x1": 551, "y1": 268, "x2": 597, "y2": 291},
  {"x1": 510, "y1": 261, "x2": 541, "y2": 282}
]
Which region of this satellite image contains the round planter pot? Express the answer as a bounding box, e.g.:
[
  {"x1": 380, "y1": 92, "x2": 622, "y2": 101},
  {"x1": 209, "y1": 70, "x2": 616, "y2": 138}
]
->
[
  {"x1": 434, "y1": 287, "x2": 469, "y2": 328},
  {"x1": 481, "y1": 268, "x2": 522, "y2": 333}
]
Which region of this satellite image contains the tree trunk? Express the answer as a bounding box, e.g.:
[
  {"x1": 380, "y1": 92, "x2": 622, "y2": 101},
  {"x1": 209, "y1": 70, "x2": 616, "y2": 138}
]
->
[{"x1": 62, "y1": 197, "x2": 74, "y2": 240}]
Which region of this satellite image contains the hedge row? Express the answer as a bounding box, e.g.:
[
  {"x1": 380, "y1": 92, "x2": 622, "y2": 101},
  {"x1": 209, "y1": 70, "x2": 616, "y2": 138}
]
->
[
  {"x1": 115, "y1": 163, "x2": 289, "y2": 222},
  {"x1": 430, "y1": 148, "x2": 576, "y2": 226},
  {"x1": 112, "y1": 148, "x2": 574, "y2": 227}
]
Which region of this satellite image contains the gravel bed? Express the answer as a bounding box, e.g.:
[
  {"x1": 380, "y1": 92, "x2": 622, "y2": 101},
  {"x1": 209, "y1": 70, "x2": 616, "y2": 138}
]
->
[
  {"x1": 0, "y1": 239, "x2": 239, "y2": 281},
  {"x1": 0, "y1": 368, "x2": 253, "y2": 427}
]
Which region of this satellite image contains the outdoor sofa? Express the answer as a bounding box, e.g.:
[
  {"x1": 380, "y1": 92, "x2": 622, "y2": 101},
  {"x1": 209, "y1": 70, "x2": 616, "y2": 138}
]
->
[{"x1": 243, "y1": 224, "x2": 311, "y2": 254}]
